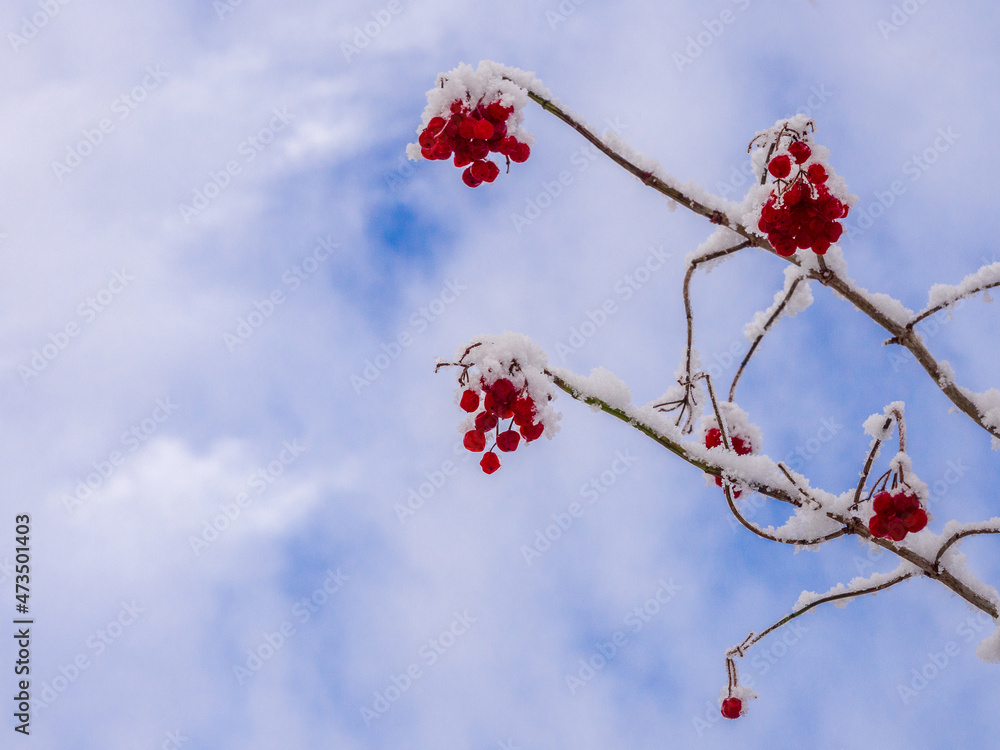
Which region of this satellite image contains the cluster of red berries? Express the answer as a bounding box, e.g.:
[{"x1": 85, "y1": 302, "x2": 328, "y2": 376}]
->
[
  {"x1": 705, "y1": 427, "x2": 752, "y2": 498},
  {"x1": 757, "y1": 140, "x2": 850, "y2": 257},
  {"x1": 721, "y1": 697, "x2": 743, "y2": 720},
  {"x1": 867, "y1": 488, "x2": 928, "y2": 541},
  {"x1": 418, "y1": 98, "x2": 531, "y2": 188},
  {"x1": 460, "y1": 378, "x2": 545, "y2": 474}
]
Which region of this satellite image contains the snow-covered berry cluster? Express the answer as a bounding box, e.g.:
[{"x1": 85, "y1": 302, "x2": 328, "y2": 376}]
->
[
  {"x1": 460, "y1": 378, "x2": 545, "y2": 473},
  {"x1": 705, "y1": 426, "x2": 753, "y2": 498},
  {"x1": 409, "y1": 62, "x2": 534, "y2": 188},
  {"x1": 867, "y1": 488, "x2": 928, "y2": 541},
  {"x1": 751, "y1": 121, "x2": 854, "y2": 257},
  {"x1": 702, "y1": 404, "x2": 761, "y2": 499},
  {"x1": 417, "y1": 99, "x2": 530, "y2": 187},
  {"x1": 438, "y1": 332, "x2": 559, "y2": 475}
]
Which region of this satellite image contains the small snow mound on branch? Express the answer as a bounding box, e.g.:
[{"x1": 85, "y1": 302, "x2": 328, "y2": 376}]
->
[
  {"x1": 793, "y1": 562, "x2": 918, "y2": 613},
  {"x1": 927, "y1": 261, "x2": 1000, "y2": 309},
  {"x1": 862, "y1": 405, "x2": 900, "y2": 441},
  {"x1": 552, "y1": 365, "x2": 632, "y2": 413},
  {"x1": 976, "y1": 626, "x2": 1000, "y2": 663},
  {"x1": 958, "y1": 386, "x2": 1000, "y2": 434},
  {"x1": 744, "y1": 266, "x2": 813, "y2": 341},
  {"x1": 683, "y1": 226, "x2": 747, "y2": 272}
]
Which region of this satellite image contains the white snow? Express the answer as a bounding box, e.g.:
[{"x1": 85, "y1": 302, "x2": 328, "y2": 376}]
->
[{"x1": 744, "y1": 266, "x2": 814, "y2": 341}]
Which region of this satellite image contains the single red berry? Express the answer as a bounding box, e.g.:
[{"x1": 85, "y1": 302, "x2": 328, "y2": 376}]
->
[
  {"x1": 486, "y1": 101, "x2": 511, "y2": 122},
  {"x1": 480, "y1": 451, "x2": 501, "y2": 474},
  {"x1": 887, "y1": 518, "x2": 908, "y2": 542},
  {"x1": 475, "y1": 411, "x2": 498, "y2": 432},
  {"x1": 418, "y1": 130, "x2": 436, "y2": 149},
  {"x1": 873, "y1": 491, "x2": 894, "y2": 516},
  {"x1": 868, "y1": 514, "x2": 888, "y2": 539},
  {"x1": 806, "y1": 163, "x2": 828, "y2": 184},
  {"x1": 731, "y1": 436, "x2": 751, "y2": 456},
  {"x1": 893, "y1": 492, "x2": 920, "y2": 516},
  {"x1": 462, "y1": 167, "x2": 483, "y2": 188},
  {"x1": 721, "y1": 697, "x2": 742, "y2": 719},
  {"x1": 768, "y1": 154, "x2": 792, "y2": 179},
  {"x1": 450, "y1": 100, "x2": 465, "y2": 114},
  {"x1": 509, "y1": 142, "x2": 531, "y2": 163},
  {"x1": 520, "y1": 421, "x2": 544, "y2": 442},
  {"x1": 473, "y1": 118, "x2": 494, "y2": 139},
  {"x1": 903, "y1": 508, "x2": 928, "y2": 533},
  {"x1": 458, "y1": 118, "x2": 478, "y2": 140},
  {"x1": 463, "y1": 430, "x2": 486, "y2": 452},
  {"x1": 497, "y1": 430, "x2": 521, "y2": 452},
  {"x1": 453, "y1": 151, "x2": 473, "y2": 168},
  {"x1": 705, "y1": 427, "x2": 723, "y2": 449},
  {"x1": 788, "y1": 141, "x2": 812, "y2": 164},
  {"x1": 459, "y1": 389, "x2": 480, "y2": 412}
]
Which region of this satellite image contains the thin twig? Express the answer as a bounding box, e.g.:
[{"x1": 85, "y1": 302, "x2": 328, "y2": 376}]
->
[
  {"x1": 729, "y1": 275, "x2": 805, "y2": 401},
  {"x1": 934, "y1": 527, "x2": 1000, "y2": 571}
]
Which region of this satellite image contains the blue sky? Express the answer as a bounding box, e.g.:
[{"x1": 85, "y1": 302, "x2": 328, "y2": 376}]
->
[{"x1": 2, "y1": 0, "x2": 1000, "y2": 747}]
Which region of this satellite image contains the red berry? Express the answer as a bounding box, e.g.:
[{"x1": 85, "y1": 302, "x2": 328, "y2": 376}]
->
[
  {"x1": 788, "y1": 141, "x2": 812, "y2": 164},
  {"x1": 705, "y1": 427, "x2": 723, "y2": 449},
  {"x1": 486, "y1": 101, "x2": 511, "y2": 122},
  {"x1": 893, "y1": 492, "x2": 920, "y2": 516},
  {"x1": 887, "y1": 518, "x2": 907, "y2": 542},
  {"x1": 458, "y1": 118, "x2": 478, "y2": 139},
  {"x1": 460, "y1": 389, "x2": 480, "y2": 412},
  {"x1": 768, "y1": 154, "x2": 792, "y2": 179},
  {"x1": 731, "y1": 436, "x2": 751, "y2": 456},
  {"x1": 903, "y1": 508, "x2": 928, "y2": 533},
  {"x1": 427, "y1": 116, "x2": 446, "y2": 133},
  {"x1": 475, "y1": 411, "x2": 498, "y2": 432},
  {"x1": 462, "y1": 167, "x2": 483, "y2": 188},
  {"x1": 418, "y1": 130, "x2": 436, "y2": 149},
  {"x1": 470, "y1": 159, "x2": 499, "y2": 183},
  {"x1": 868, "y1": 514, "x2": 888, "y2": 538},
  {"x1": 463, "y1": 430, "x2": 486, "y2": 452},
  {"x1": 509, "y1": 142, "x2": 531, "y2": 163},
  {"x1": 806, "y1": 163, "x2": 828, "y2": 183},
  {"x1": 473, "y1": 119, "x2": 494, "y2": 139},
  {"x1": 873, "y1": 491, "x2": 894, "y2": 516},
  {"x1": 450, "y1": 100, "x2": 465, "y2": 114},
  {"x1": 480, "y1": 451, "x2": 501, "y2": 474},
  {"x1": 721, "y1": 697, "x2": 742, "y2": 719},
  {"x1": 497, "y1": 430, "x2": 521, "y2": 452},
  {"x1": 520, "y1": 421, "x2": 544, "y2": 442}
]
